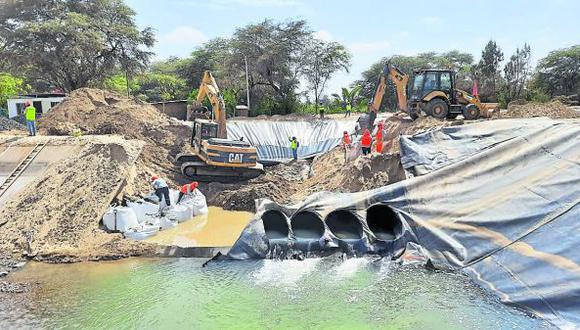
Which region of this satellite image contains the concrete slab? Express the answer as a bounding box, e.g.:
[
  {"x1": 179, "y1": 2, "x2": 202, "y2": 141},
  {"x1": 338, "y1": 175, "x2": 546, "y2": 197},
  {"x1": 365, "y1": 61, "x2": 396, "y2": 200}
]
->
[{"x1": 0, "y1": 145, "x2": 81, "y2": 207}]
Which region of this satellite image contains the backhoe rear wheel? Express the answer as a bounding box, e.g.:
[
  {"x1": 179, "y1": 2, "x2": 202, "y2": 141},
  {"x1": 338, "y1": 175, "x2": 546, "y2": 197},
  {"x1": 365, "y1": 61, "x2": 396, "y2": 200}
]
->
[
  {"x1": 463, "y1": 104, "x2": 480, "y2": 120},
  {"x1": 427, "y1": 99, "x2": 449, "y2": 120}
]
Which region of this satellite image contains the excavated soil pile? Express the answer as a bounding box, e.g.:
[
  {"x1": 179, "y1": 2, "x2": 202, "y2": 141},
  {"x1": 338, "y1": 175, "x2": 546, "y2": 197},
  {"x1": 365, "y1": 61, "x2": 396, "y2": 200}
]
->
[
  {"x1": 0, "y1": 137, "x2": 156, "y2": 265},
  {"x1": 503, "y1": 101, "x2": 580, "y2": 119},
  {"x1": 0, "y1": 117, "x2": 25, "y2": 131},
  {"x1": 38, "y1": 88, "x2": 192, "y2": 194},
  {"x1": 203, "y1": 161, "x2": 311, "y2": 211}
]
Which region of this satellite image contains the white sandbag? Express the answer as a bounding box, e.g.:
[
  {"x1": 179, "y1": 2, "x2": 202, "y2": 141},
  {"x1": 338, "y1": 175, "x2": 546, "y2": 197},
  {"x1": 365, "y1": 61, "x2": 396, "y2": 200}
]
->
[
  {"x1": 102, "y1": 207, "x2": 139, "y2": 232},
  {"x1": 166, "y1": 204, "x2": 194, "y2": 223},
  {"x1": 179, "y1": 190, "x2": 208, "y2": 216},
  {"x1": 193, "y1": 190, "x2": 208, "y2": 215},
  {"x1": 159, "y1": 216, "x2": 178, "y2": 230},
  {"x1": 123, "y1": 224, "x2": 159, "y2": 240},
  {"x1": 127, "y1": 200, "x2": 159, "y2": 224}
]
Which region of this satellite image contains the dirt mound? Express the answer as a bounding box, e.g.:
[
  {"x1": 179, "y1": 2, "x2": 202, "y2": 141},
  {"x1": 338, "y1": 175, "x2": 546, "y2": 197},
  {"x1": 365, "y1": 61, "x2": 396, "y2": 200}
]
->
[
  {"x1": 205, "y1": 147, "x2": 407, "y2": 212},
  {"x1": 38, "y1": 88, "x2": 192, "y2": 194},
  {"x1": 0, "y1": 137, "x2": 157, "y2": 265},
  {"x1": 504, "y1": 101, "x2": 579, "y2": 119},
  {"x1": 203, "y1": 161, "x2": 311, "y2": 211},
  {"x1": 0, "y1": 117, "x2": 25, "y2": 131}
]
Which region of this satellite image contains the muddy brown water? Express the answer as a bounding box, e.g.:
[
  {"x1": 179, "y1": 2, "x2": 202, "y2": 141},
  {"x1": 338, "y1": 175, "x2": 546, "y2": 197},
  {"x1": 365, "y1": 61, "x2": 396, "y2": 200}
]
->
[{"x1": 145, "y1": 206, "x2": 253, "y2": 247}]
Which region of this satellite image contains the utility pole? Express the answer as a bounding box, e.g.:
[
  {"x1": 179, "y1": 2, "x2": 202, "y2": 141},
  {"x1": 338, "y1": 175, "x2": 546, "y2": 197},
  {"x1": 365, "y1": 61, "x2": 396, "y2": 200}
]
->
[{"x1": 244, "y1": 56, "x2": 251, "y2": 112}]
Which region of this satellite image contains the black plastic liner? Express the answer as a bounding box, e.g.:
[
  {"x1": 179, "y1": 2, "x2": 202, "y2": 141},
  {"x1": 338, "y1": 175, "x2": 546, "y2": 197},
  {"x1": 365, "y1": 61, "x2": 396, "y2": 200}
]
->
[{"x1": 225, "y1": 118, "x2": 580, "y2": 328}]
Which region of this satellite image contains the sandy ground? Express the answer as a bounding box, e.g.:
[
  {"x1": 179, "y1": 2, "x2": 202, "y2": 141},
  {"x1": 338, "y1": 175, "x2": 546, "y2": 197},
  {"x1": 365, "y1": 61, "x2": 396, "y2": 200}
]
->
[{"x1": 0, "y1": 135, "x2": 158, "y2": 268}]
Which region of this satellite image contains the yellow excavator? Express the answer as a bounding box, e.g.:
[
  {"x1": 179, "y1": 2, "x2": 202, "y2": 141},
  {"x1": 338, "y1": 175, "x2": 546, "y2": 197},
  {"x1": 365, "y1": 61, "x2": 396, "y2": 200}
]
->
[
  {"x1": 176, "y1": 71, "x2": 264, "y2": 183},
  {"x1": 368, "y1": 63, "x2": 498, "y2": 121}
]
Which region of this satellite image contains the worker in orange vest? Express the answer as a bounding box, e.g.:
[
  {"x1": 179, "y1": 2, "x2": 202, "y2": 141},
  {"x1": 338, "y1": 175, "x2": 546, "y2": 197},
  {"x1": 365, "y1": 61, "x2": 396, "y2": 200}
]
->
[
  {"x1": 342, "y1": 131, "x2": 351, "y2": 148},
  {"x1": 177, "y1": 181, "x2": 199, "y2": 204},
  {"x1": 342, "y1": 131, "x2": 351, "y2": 163},
  {"x1": 375, "y1": 121, "x2": 385, "y2": 154},
  {"x1": 361, "y1": 129, "x2": 372, "y2": 155}
]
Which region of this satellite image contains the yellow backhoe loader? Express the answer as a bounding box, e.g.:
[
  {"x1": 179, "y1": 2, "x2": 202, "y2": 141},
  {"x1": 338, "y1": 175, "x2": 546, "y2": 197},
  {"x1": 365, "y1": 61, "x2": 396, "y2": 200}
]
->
[
  {"x1": 385, "y1": 63, "x2": 499, "y2": 120},
  {"x1": 176, "y1": 71, "x2": 264, "y2": 183}
]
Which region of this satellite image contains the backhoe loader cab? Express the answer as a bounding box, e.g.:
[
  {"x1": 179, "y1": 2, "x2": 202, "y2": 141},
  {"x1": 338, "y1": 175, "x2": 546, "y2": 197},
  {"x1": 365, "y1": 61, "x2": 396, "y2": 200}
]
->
[
  {"x1": 407, "y1": 69, "x2": 470, "y2": 119},
  {"x1": 409, "y1": 69, "x2": 455, "y2": 103}
]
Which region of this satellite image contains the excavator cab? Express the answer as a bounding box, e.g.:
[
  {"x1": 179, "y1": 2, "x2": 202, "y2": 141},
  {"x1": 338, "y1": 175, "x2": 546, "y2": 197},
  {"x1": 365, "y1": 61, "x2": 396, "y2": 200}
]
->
[{"x1": 191, "y1": 119, "x2": 219, "y2": 146}]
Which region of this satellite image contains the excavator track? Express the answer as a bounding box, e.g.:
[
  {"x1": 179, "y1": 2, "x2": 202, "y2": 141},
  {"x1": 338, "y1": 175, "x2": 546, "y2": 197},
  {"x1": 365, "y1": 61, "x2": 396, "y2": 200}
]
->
[{"x1": 180, "y1": 161, "x2": 264, "y2": 183}]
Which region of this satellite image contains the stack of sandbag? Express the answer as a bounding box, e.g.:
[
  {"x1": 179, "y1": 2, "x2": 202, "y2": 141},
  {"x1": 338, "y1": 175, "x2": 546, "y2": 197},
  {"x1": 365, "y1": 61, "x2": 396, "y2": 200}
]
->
[
  {"x1": 102, "y1": 206, "x2": 159, "y2": 240},
  {"x1": 126, "y1": 199, "x2": 178, "y2": 229}
]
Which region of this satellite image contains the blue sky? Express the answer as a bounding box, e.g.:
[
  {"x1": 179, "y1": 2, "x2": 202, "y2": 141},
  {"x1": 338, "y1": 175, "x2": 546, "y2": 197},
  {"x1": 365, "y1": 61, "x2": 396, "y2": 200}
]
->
[{"x1": 126, "y1": 0, "x2": 580, "y2": 95}]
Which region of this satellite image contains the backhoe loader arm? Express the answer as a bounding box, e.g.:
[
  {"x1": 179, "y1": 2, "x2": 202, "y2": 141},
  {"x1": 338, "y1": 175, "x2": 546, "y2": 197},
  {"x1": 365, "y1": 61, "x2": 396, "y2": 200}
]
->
[
  {"x1": 369, "y1": 63, "x2": 410, "y2": 114},
  {"x1": 369, "y1": 66, "x2": 388, "y2": 114},
  {"x1": 386, "y1": 63, "x2": 409, "y2": 112},
  {"x1": 196, "y1": 71, "x2": 228, "y2": 139}
]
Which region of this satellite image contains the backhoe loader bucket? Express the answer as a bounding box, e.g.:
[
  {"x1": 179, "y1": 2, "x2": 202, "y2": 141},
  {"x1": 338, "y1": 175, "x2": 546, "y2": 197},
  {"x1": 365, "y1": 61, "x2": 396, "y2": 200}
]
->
[{"x1": 479, "y1": 103, "x2": 499, "y2": 118}]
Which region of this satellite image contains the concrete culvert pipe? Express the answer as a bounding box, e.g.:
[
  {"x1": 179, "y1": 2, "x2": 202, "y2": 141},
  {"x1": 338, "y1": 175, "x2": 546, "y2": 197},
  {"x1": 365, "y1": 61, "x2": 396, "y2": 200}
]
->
[
  {"x1": 262, "y1": 210, "x2": 289, "y2": 240},
  {"x1": 366, "y1": 205, "x2": 402, "y2": 241},
  {"x1": 291, "y1": 212, "x2": 325, "y2": 239},
  {"x1": 325, "y1": 210, "x2": 363, "y2": 240}
]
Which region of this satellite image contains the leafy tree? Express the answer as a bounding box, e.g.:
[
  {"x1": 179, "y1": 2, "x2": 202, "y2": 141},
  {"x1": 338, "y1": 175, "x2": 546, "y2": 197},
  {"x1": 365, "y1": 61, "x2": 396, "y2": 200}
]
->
[
  {"x1": 476, "y1": 40, "x2": 504, "y2": 100},
  {"x1": 303, "y1": 40, "x2": 350, "y2": 113},
  {"x1": 0, "y1": 72, "x2": 29, "y2": 115},
  {"x1": 533, "y1": 45, "x2": 580, "y2": 97},
  {"x1": 102, "y1": 74, "x2": 140, "y2": 96},
  {"x1": 227, "y1": 19, "x2": 312, "y2": 114},
  {"x1": 0, "y1": 0, "x2": 154, "y2": 91},
  {"x1": 331, "y1": 85, "x2": 362, "y2": 109},
  {"x1": 502, "y1": 43, "x2": 532, "y2": 104},
  {"x1": 136, "y1": 73, "x2": 188, "y2": 102}
]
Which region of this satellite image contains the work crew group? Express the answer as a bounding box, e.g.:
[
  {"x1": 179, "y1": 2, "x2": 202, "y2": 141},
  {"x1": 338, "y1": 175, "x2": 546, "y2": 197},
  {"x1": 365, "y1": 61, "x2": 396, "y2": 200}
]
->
[
  {"x1": 289, "y1": 120, "x2": 386, "y2": 161},
  {"x1": 150, "y1": 175, "x2": 200, "y2": 213}
]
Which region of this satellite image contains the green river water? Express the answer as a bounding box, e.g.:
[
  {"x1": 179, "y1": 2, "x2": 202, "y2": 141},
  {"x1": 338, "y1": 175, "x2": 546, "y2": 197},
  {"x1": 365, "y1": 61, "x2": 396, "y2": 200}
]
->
[{"x1": 2, "y1": 257, "x2": 553, "y2": 329}]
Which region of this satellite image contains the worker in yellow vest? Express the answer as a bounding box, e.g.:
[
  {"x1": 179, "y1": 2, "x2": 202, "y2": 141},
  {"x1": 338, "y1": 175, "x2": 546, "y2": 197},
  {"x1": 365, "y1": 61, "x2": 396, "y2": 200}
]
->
[
  {"x1": 345, "y1": 103, "x2": 352, "y2": 117},
  {"x1": 288, "y1": 136, "x2": 300, "y2": 160},
  {"x1": 24, "y1": 101, "x2": 37, "y2": 136}
]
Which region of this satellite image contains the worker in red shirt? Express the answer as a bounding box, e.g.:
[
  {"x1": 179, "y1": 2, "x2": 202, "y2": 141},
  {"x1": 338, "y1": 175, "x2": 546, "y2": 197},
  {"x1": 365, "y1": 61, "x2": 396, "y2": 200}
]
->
[
  {"x1": 361, "y1": 129, "x2": 372, "y2": 155},
  {"x1": 375, "y1": 121, "x2": 385, "y2": 154},
  {"x1": 342, "y1": 131, "x2": 351, "y2": 163},
  {"x1": 342, "y1": 131, "x2": 351, "y2": 148},
  {"x1": 177, "y1": 182, "x2": 199, "y2": 204}
]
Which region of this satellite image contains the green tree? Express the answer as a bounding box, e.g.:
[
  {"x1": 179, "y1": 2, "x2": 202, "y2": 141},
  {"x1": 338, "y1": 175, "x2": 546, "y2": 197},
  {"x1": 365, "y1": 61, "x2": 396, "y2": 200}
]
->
[
  {"x1": 102, "y1": 74, "x2": 140, "y2": 96},
  {"x1": 0, "y1": 0, "x2": 154, "y2": 91},
  {"x1": 502, "y1": 43, "x2": 532, "y2": 105},
  {"x1": 0, "y1": 73, "x2": 28, "y2": 116},
  {"x1": 227, "y1": 19, "x2": 312, "y2": 114},
  {"x1": 476, "y1": 40, "x2": 504, "y2": 100},
  {"x1": 533, "y1": 45, "x2": 580, "y2": 97},
  {"x1": 136, "y1": 73, "x2": 188, "y2": 102},
  {"x1": 332, "y1": 85, "x2": 362, "y2": 109},
  {"x1": 303, "y1": 40, "x2": 351, "y2": 112}
]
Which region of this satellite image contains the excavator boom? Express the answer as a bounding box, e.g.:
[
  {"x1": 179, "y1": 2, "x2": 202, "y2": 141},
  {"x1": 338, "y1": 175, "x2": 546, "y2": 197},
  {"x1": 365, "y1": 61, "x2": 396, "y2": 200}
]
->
[
  {"x1": 196, "y1": 71, "x2": 228, "y2": 139},
  {"x1": 177, "y1": 71, "x2": 264, "y2": 183}
]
